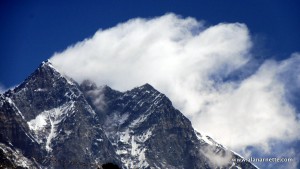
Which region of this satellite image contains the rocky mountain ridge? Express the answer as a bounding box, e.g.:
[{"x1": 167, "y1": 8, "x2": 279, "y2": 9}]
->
[{"x1": 0, "y1": 61, "x2": 257, "y2": 169}]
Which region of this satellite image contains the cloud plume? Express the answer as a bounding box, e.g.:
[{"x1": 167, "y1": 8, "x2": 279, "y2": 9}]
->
[{"x1": 50, "y1": 13, "x2": 300, "y2": 154}]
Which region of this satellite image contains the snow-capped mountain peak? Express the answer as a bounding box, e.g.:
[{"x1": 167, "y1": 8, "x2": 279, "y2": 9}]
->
[{"x1": 0, "y1": 60, "x2": 257, "y2": 169}]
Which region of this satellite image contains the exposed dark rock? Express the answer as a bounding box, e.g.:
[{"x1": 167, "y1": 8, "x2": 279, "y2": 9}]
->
[{"x1": 0, "y1": 61, "x2": 257, "y2": 169}]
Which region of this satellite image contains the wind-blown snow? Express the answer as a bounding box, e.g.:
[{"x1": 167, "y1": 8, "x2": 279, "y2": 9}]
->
[
  {"x1": 50, "y1": 13, "x2": 300, "y2": 167},
  {"x1": 50, "y1": 14, "x2": 300, "y2": 154}
]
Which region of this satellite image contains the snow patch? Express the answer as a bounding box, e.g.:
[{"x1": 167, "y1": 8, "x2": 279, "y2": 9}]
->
[
  {"x1": 116, "y1": 149, "x2": 128, "y2": 155},
  {"x1": 34, "y1": 88, "x2": 47, "y2": 92},
  {"x1": 120, "y1": 129, "x2": 131, "y2": 144},
  {"x1": 46, "y1": 115, "x2": 56, "y2": 152},
  {"x1": 45, "y1": 102, "x2": 75, "y2": 151},
  {"x1": 129, "y1": 135, "x2": 149, "y2": 168},
  {"x1": 136, "y1": 128, "x2": 153, "y2": 142},
  {"x1": 96, "y1": 138, "x2": 103, "y2": 142},
  {"x1": 114, "y1": 128, "x2": 153, "y2": 168},
  {"x1": 131, "y1": 136, "x2": 138, "y2": 156},
  {"x1": 27, "y1": 101, "x2": 76, "y2": 151},
  {"x1": 27, "y1": 113, "x2": 47, "y2": 130},
  {"x1": 130, "y1": 111, "x2": 151, "y2": 127}
]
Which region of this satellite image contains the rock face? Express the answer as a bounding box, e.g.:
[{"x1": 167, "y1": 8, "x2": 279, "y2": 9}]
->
[{"x1": 0, "y1": 61, "x2": 257, "y2": 169}]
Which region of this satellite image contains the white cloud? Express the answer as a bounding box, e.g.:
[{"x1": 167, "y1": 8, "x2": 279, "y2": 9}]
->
[
  {"x1": 50, "y1": 13, "x2": 300, "y2": 153},
  {"x1": 195, "y1": 57, "x2": 300, "y2": 151},
  {"x1": 200, "y1": 146, "x2": 233, "y2": 167},
  {"x1": 86, "y1": 87, "x2": 107, "y2": 112}
]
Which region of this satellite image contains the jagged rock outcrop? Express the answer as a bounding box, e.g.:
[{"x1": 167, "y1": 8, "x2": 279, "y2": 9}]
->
[{"x1": 0, "y1": 61, "x2": 257, "y2": 169}]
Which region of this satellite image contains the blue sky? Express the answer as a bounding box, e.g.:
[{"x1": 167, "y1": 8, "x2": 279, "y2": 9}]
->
[{"x1": 0, "y1": 0, "x2": 299, "y2": 88}]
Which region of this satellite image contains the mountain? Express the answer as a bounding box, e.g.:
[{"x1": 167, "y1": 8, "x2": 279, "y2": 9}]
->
[{"x1": 0, "y1": 61, "x2": 257, "y2": 169}]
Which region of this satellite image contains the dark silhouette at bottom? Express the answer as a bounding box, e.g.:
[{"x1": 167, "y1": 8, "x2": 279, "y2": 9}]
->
[{"x1": 100, "y1": 163, "x2": 121, "y2": 169}]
